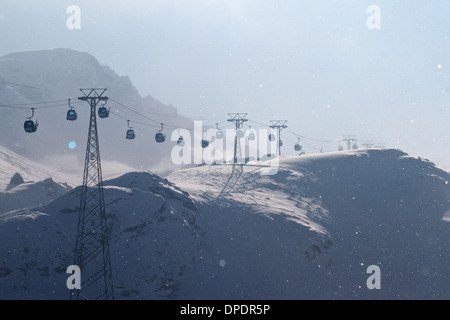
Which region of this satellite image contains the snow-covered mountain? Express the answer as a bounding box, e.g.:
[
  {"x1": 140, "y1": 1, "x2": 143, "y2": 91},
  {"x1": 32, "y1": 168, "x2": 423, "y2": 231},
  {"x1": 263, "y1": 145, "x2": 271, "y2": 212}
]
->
[
  {"x1": 0, "y1": 177, "x2": 72, "y2": 215},
  {"x1": 0, "y1": 170, "x2": 200, "y2": 299},
  {"x1": 0, "y1": 148, "x2": 449, "y2": 299},
  {"x1": 168, "y1": 148, "x2": 450, "y2": 299},
  {"x1": 0, "y1": 48, "x2": 191, "y2": 171}
]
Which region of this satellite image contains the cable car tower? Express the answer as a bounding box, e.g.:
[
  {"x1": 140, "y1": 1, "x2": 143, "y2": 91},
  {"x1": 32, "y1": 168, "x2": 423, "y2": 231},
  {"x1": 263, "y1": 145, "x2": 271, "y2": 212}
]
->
[
  {"x1": 227, "y1": 113, "x2": 248, "y2": 164},
  {"x1": 269, "y1": 120, "x2": 287, "y2": 156},
  {"x1": 218, "y1": 113, "x2": 247, "y2": 198},
  {"x1": 71, "y1": 88, "x2": 114, "y2": 300},
  {"x1": 342, "y1": 135, "x2": 357, "y2": 150}
]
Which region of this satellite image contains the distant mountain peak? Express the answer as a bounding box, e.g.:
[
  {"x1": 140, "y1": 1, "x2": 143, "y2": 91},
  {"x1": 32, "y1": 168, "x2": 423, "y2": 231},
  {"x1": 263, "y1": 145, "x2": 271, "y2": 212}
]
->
[
  {"x1": 5, "y1": 172, "x2": 24, "y2": 191},
  {"x1": 0, "y1": 48, "x2": 190, "y2": 170}
]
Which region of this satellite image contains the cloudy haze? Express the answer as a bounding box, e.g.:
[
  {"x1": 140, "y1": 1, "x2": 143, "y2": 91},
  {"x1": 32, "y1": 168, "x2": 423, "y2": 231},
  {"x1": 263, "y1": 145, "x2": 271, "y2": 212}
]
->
[{"x1": 1, "y1": 1, "x2": 450, "y2": 168}]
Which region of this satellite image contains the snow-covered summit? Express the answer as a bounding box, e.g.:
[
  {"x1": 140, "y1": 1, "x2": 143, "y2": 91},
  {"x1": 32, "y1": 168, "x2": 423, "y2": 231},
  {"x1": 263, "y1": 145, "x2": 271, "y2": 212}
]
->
[{"x1": 0, "y1": 148, "x2": 449, "y2": 299}]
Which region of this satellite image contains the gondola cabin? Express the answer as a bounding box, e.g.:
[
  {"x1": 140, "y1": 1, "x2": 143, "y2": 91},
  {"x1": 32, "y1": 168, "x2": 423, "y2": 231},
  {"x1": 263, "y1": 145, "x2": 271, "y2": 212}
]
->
[
  {"x1": 24, "y1": 120, "x2": 38, "y2": 133},
  {"x1": 294, "y1": 143, "x2": 302, "y2": 151},
  {"x1": 268, "y1": 133, "x2": 276, "y2": 141},
  {"x1": 66, "y1": 109, "x2": 77, "y2": 121},
  {"x1": 98, "y1": 106, "x2": 109, "y2": 118},
  {"x1": 155, "y1": 132, "x2": 166, "y2": 143},
  {"x1": 279, "y1": 140, "x2": 283, "y2": 147},
  {"x1": 177, "y1": 136, "x2": 185, "y2": 146},
  {"x1": 201, "y1": 139, "x2": 209, "y2": 148},
  {"x1": 126, "y1": 129, "x2": 135, "y2": 140},
  {"x1": 216, "y1": 130, "x2": 223, "y2": 139},
  {"x1": 248, "y1": 132, "x2": 256, "y2": 140}
]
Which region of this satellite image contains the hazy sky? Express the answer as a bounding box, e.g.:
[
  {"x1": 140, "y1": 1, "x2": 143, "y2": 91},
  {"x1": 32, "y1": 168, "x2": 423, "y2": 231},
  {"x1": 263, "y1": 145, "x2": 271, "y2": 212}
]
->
[{"x1": 2, "y1": 0, "x2": 450, "y2": 168}]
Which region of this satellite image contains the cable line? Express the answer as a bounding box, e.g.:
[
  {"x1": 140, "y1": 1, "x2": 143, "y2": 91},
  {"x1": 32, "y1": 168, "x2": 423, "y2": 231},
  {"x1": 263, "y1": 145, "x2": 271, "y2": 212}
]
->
[
  {"x1": 0, "y1": 98, "x2": 78, "y2": 108},
  {"x1": 0, "y1": 91, "x2": 348, "y2": 148},
  {"x1": 0, "y1": 81, "x2": 40, "y2": 90}
]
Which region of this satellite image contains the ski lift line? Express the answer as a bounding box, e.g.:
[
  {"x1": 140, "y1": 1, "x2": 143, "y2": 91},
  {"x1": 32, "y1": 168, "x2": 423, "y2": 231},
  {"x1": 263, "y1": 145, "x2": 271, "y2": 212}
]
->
[
  {"x1": 241, "y1": 120, "x2": 335, "y2": 147},
  {"x1": 109, "y1": 111, "x2": 161, "y2": 128},
  {"x1": 0, "y1": 102, "x2": 64, "y2": 110},
  {"x1": 151, "y1": 110, "x2": 207, "y2": 120},
  {"x1": 0, "y1": 98, "x2": 79, "y2": 107},
  {"x1": 1, "y1": 94, "x2": 340, "y2": 146},
  {"x1": 0, "y1": 92, "x2": 223, "y2": 132},
  {"x1": 110, "y1": 110, "x2": 195, "y2": 132},
  {"x1": 111, "y1": 113, "x2": 160, "y2": 129},
  {"x1": 36, "y1": 101, "x2": 82, "y2": 110},
  {"x1": 281, "y1": 133, "x2": 321, "y2": 151},
  {"x1": 111, "y1": 112, "x2": 223, "y2": 133},
  {"x1": 108, "y1": 99, "x2": 231, "y2": 132},
  {"x1": 295, "y1": 138, "x2": 321, "y2": 150},
  {"x1": 109, "y1": 98, "x2": 162, "y2": 125},
  {"x1": 250, "y1": 119, "x2": 339, "y2": 144},
  {"x1": 110, "y1": 97, "x2": 209, "y2": 121},
  {"x1": 280, "y1": 134, "x2": 302, "y2": 147},
  {"x1": 248, "y1": 119, "x2": 269, "y2": 127},
  {"x1": 109, "y1": 97, "x2": 204, "y2": 129},
  {"x1": 109, "y1": 97, "x2": 230, "y2": 131},
  {"x1": 0, "y1": 100, "x2": 82, "y2": 110},
  {"x1": 287, "y1": 127, "x2": 338, "y2": 143},
  {"x1": 110, "y1": 99, "x2": 200, "y2": 130},
  {"x1": 0, "y1": 81, "x2": 40, "y2": 90},
  {"x1": 0, "y1": 105, "x2": 32, "y2": 110}
]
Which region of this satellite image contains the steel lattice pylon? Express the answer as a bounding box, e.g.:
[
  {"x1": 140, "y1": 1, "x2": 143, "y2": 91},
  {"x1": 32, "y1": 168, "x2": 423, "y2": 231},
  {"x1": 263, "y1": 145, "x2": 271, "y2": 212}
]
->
[
  {"x1": 71, "y1": 88, "x2": 114, "y2": 300},
  {"x1": 217, "y1": 113, "x2": 248, "y2": 198},
  {"x1": 269, "y1": 120, "x2": 287, "y2": 156},
  {"x1": 227, "y1": 113, "x2": 248, "y2": 164}
]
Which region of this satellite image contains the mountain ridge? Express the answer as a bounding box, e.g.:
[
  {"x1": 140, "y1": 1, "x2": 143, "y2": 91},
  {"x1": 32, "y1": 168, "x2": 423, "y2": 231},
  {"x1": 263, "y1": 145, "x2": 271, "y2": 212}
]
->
[
  {"x1": 0, "y1": 48, "x2": 192, "y2": 171},
  {"x1": 0, "y1": 148, "x2": 449, "y2": 299}
]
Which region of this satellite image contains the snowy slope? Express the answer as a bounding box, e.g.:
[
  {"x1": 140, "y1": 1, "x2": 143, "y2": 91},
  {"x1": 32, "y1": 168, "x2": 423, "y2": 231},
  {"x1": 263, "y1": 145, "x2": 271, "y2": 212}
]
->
[
  {"x1": 170, "y1": 148, "x2": 450, "y2": 299},
  {"x1": 0, "y1": 171, "x2": 201, "y2": 299},
  {"x1": 0, "y1": 144, "x2": 78, "y2": 191},
  {"x1": 0, "y1": 149, "x2": 449, "y2": 299}
]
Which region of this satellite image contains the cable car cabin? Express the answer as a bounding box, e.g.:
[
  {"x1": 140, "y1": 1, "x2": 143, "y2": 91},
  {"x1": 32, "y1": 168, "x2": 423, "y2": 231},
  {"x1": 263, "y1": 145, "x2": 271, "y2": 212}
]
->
[
  {"x1": 98, "y1": 107, "x2": 109, "y2": 118},
  {"x1": 268, "y1": 134, "x2": 276, "y2": 141},
  {"x1": 155, "y1": 132, "x2": 166, "y2": 143},
  {"x1": 66, "y1": 109, "x2": 77, "y2": 121},
  {"x1": 236, "y1": 129, "x2": 244, "y2": 138},
  {"x1": 338, "y1": 145, "x2": 344, "y2": 151},
  {"x1": 216, "y1": 130, "x2": 223, "y2": 139},
  {"x1": 24, "y1": 120, "x2": 38, "y2": 133},
  {"x1": 201, "y1": 139, "x2": 209, "y2": 148},
  {"x1": 126, "y1": 129, "x2": 135, "y2": 140},
  {"x1": 177, "y1": 136, "x2": 185, "y2": 146},
  {"x1": 248, "y1": 132, "x2": 256, "y2": 140},
  {"x1": 279, "y1": 140, "x2": 283, "y2": 147},
  {"x1": 294, "y1": 143, "x2": 302, "y2": 151}
]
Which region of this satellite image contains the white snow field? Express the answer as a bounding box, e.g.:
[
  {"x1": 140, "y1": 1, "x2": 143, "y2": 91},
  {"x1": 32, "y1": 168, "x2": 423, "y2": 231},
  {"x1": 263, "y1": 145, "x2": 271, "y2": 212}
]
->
[{"x1": 0, "y1": 148, "x2": 449, "y2": 299}]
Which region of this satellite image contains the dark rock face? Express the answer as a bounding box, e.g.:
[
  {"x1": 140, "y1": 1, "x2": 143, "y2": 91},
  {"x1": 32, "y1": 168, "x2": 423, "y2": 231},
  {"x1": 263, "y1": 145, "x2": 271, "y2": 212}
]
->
[{"x1": 6, "y1": 172, "x2": 24, "y2": 191}]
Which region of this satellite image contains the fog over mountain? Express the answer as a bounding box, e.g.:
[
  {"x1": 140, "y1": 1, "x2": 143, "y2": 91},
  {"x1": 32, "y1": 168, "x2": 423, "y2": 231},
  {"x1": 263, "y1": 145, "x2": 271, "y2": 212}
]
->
[
  {"x1": 0, "y1": 48, "x2": 191, "y2": 172},
  {"x1": 1, "y1": 2, "x2": 450, "y2": 303},
  {"x1": 3, "y1": 1, "x2": 450, "y2": 170}
]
